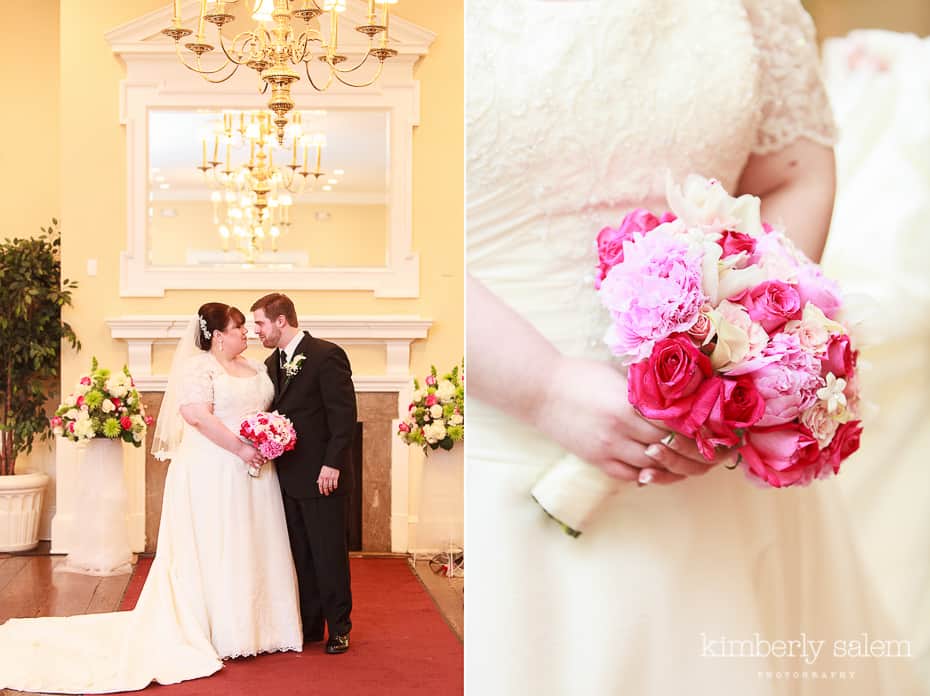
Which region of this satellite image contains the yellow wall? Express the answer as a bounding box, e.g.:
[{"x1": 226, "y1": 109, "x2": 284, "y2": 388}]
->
[
  {"x1": 148, "y1": 200, "x2": 387, "y2": 267},
  {"x1": 0, "y1": 1, "x2": 60, "y2": 239},
  {"x1": 56, "y1": 0, "x2": 463, "y2": 386},
  {"x1": 804, "y1": 0, "x2": 930, "y2": 39}
]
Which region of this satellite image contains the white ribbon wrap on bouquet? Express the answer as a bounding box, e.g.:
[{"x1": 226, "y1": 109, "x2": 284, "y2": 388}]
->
[
  {"x1": 530, "y1": 453, "x2": 623, "y2": 537},
  {"x1": 529, "y1": 359, "x2": 633, "y2": 536}
]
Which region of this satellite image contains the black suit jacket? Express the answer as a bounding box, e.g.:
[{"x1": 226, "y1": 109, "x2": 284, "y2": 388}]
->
[{"x1": 265, "y1": 332, "x2": 358, "y2": 499}]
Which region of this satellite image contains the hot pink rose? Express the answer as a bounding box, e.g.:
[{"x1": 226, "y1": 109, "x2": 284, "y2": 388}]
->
[
  {"x1": 50, "y1": 416, "x2": 63, "y2": 428},
  {"x1": 706, "y1": 376, "x2": 766, "y2": 439},
  {"x1": 120, "y1": 416, "x2": 133, "y2": 430},
  {"x1": 80, "y1": 376, "x2": 92, "y2": 386},
  {"x1": 398, "y1": 422, "x2": 411, "y2": 433},
  {"x1": 628, "y1": 335, "x2": 715, "y2": 434},
  {"x1": 734, "y1": 280, "x2": 802, "y2": 333},
  {"x1": 739, "y1": 423, "x2": 822, "y2": 488},
  {"x1": 425, "y1": 394, "x2": 438, "y2": 407},
  {"x1": 111, "y1": 397, "x2": 121, "y2": 408},
  {"x1": 822, "y1": 334, "x2": 856, "y2": 378},
  {"x1": 719, "y1": 230, "x2": 757, "y2": 258},
  {"x1": 595, "y1": 208, "x2": 662, "y2": 286},
  {"x1": 68, "y1": 422, "x2": 75, "y2": 434},
  {"x1": 76, "y1": 395, "x2": 85, "y2": 408},
  {"x1": 818, "y1": 420, "x2": 862, "y2": 476},
  {"x1": 144, "y1": 415, "x2": 154, "y2": 426}
]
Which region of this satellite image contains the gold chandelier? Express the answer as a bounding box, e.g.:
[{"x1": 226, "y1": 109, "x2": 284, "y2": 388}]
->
[{"x1": 162, "y1": 0, "x2": 399, "y2": 145}]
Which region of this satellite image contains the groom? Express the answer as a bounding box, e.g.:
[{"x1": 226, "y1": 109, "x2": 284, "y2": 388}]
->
[{"x1": 251, "y1": 293, "x2": 357, "y2": 655}]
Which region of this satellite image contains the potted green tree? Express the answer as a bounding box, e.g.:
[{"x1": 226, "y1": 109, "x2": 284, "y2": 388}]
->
[{"x1": 0, "y1": 220, "x2": 79, "y2": 551}]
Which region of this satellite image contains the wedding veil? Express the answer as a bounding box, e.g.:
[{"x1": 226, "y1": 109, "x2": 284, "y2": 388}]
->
[{"x1": 151, "y1": 316, "x2": 202, "y2": 461}]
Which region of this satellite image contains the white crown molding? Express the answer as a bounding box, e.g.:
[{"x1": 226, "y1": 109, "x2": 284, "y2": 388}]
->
[
  {"x1": 108, "y1": 2, "x2": 432, "y2": 298},
  {"x1": 150, "y1": 189, "x2": 389, "y2": 205}
]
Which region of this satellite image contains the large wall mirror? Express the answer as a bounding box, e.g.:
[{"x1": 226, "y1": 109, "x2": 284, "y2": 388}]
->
[
  {"x1": 107, "y1": 1, "x2": 434, "y2": 297},
  {"x1": 147, "y1": 108, "x2": 389, "y2": 268}
]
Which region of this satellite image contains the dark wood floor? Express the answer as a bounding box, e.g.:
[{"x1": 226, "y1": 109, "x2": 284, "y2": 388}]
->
[{"x1": 0, "y1": 544, "x2": 133, "y2": 623}]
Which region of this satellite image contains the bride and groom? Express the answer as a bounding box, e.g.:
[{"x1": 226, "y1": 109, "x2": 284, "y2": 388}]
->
[{"x1": 0, "y1": 292, "x2": 358, "y2": 692}]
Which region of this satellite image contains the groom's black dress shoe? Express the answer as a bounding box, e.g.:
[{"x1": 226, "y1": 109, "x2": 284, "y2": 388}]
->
[{"x1": 325, "y1": 633, "x2": 350, "y2": 654}]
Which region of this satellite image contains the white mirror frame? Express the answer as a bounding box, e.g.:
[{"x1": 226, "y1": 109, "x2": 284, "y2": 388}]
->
[{"x1": 106, "y1": 1, "x2": 435, "y2": 297}]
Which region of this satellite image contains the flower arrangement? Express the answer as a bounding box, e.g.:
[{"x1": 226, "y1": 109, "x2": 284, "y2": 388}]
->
[
  {"x1": 52, "y1": 357, "x2": 151, "y2": 446},
  {"x1": 398, "y1": 363, "x2": 465, "y2": 453},
  {"x1": 532, "y1": 174, "x2": 862, "y2": 536},
  {"x1": 239, "y1": 411, "x2": 297, "y2": 477}
]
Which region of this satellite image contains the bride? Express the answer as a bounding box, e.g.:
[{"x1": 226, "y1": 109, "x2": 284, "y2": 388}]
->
[
  {"x1": 466, "y1": 1, "x2": 927, "y2": 694},
  {"x1": 0, "y1": 302, "x2": 302, "y2": 693}
]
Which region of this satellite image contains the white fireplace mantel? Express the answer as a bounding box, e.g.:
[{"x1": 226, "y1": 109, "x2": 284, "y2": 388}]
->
[
  {"x1": 105, "y1": 314, "x2": 433, "y2": 391},
  {"x1": 52, "y1": 314, "x2": 432, "y2": 555}
]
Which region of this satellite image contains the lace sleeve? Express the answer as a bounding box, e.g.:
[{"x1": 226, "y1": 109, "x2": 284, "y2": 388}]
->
[
  {"x1": 745, "y1": 0, "x2": 837, "y2": 154},
  {"x1": 179, "y1": 353, "x2": 215, "y2": 406}
]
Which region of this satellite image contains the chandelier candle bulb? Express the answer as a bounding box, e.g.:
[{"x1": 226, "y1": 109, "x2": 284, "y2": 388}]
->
[
  {"x1": 201, "y1": 138, "x2": 207, "y2": 167},
  {"x1": 292, "y1": 136, "x2": 298, "y2": 166},
  {"x1": 212, "y1": 135, "x2": 219, "y2": 163}
]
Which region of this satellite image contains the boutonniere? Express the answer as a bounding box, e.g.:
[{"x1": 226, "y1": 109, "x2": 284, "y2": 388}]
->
[{"x1": 282, "y1": 353, "x2": 306, "y2": 378}]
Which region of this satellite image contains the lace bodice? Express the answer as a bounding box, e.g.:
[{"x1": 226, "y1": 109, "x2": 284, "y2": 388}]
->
[
  {"x1": 467, "y1": 0, "x2": 836, "y2": 357},
  {"x1": 180, "y1": 353, "x2": 274, "y2": 429}
]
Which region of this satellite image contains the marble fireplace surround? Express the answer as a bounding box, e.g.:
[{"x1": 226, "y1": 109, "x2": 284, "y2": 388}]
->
[{"x1": 50, "y1": 315, "x2": 431, "y2": 554}]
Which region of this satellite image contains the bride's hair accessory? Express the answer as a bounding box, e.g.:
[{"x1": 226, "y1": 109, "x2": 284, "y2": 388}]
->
[{"x1": 199, "y1": 315, "x2": 212, "y2": 341}]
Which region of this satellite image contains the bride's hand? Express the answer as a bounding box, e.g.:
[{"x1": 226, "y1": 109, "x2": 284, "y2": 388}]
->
[
  {"x1": 534, "y1": 356, "x2": 724, "y2": 485},
  {"x1": 237, "y1": 443, "x2": 263, "y2": 467}
]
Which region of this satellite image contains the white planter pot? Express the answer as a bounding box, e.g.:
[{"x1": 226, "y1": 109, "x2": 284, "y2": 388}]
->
[
  {"x1": 59, "y1": 438, "x2": 133, "y2": 576},
  {"x1": 0, "y1": 470, "x2": 50, "y2": 552},
  {"x1": 415, "y1": 446, "x2": 464, "y2": 553}
]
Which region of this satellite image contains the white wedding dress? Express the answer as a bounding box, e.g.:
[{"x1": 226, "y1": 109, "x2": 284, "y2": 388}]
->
[
  {"x1": 821, "y1": 30, "x2": 930, "y2": 687},
  {"x1": 0, "y1": 352, "x2": 302, "y2": 693},
  {"x1": 466, "y1": 1, "x2": 927, "y2": 694}
]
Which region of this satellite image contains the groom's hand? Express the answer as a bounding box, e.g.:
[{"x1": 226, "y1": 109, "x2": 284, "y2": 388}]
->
[{"x1": 317, "y1": 465, "x2": 340, "y2": 496}]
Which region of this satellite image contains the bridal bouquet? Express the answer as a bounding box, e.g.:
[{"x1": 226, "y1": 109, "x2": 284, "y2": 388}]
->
[
  {"x1": 52, "y1": 357, "x2": 152, "y2": 445},
  {"x1": 397, "y1": 363, "x2": 465, "y2": 453},
  {"x1": 239, "y1": 411, "x2": 297, "y2": 477},
  {"x1": 532, "y1": 174, "x2": 863, "y2": 536}
]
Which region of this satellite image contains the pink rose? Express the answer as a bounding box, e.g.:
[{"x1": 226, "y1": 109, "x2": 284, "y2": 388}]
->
[
  {"x1": 818, "y1": 420, "x2": 862, "y2": 475},
  {"x1": 719, "y1": 230, "x2": 757, "y2": 258},
  {"x1": 144, "y1": 415, "x2": 154, "y2": 426},
  {"x1": 425, "y1": 394, "x2": 438, "y2": 407},
  {"x1": 628, "y1": 335, "x2": 716, "y2": 435},
  {"x1": 398, "y1": 422, "x2": 411, "y2": 433},
  {"x1": 822, "y1": 334, "x2": 855, "y2": 378},
  {"x1": 657, "y1": 212, "x2": 677, "y2": 224},
  {"x1": 687, "y1": 311, "x2": 713, "y2": 344},
  {"x1": 76, "y1": 395, "x2": 85, "y2": 408},
  {"x1": 734, "y1": 280, "x2": 802, "y2": 333},
  {"x1": 595, "y1": 208, "x2": 662, "y2": 286},
  {"x1": 425, "y1": 375, "x2": 438, "y2": 386},
  {"x1": 739, "y1": 423, "x2": 822, "y2": 488},
  {"x1": 80, "y1": 376, "x2": 91, "y2": 386},
  {"x1": 111, "y1": 397, "x2": 121, "y2": 408},
  {"x1": 50, "y1": 416, "x2": 63, "y2": 428},
  {"x1": 68, "y1": 422, "x2": 75, "y2": 434},
  {"x1": 795, "y1": 264, "x2": 842, "y2": 320},
  {"x1": 706, "y1": 376, "x2": 765, "y2": 439},
  {"x1": 120, "y1": 416, "x2": 132, "y2": 430}
]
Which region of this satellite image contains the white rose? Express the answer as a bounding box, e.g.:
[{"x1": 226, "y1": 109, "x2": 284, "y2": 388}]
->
[
  {"x1": 429, "y1": 405, "x2": 444, "y2": 419},
  {"x1": 424, "y1": 422, "x2": 447, "y2": 443},
  {"x1": 449, "y1": 414, "x2": 464, "y2": 426},
  {"x1": 65, "y1": 409, "x2": 79, "y2": 421},
  {"x1": 74, "y1": 420, "x2": 95, "y2": 439},
  {"x1": 131, "y1": 415, "x2": 145, "y2": 428},
  {"x1": 412, "y1": 389, "x2": 426, "y2": 403},
  {"x1": 75, "y1": 381, "x2": 91, "y2": 396},
  {"x1": 436, "y1": 380, "x2": 456, "y2": 402},
  {"x1": 64, "y1": 394, "x2": 76, "y2": 407},
  {"x1": 101, "y1": 399, "x2": 116, "y2": 414},
  {"x1": 132, "y1": 431, "x2": 143, "y2": 443},
  {"x1": 52, "y1": 426, "x2": 64, "y2": 437},
  {"x1": 666, "y1": 173, "x2": 763, "y2": 237}
]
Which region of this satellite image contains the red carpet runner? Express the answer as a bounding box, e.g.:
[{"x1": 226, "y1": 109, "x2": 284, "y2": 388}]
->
[{"x1": 118, "y1": 557, "x2": 463, "y2": 695}]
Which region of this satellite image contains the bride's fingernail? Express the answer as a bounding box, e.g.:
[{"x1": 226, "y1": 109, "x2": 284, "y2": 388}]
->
[
  {"x1": 638, "y1": 469, "x2": 654, "y2": 485},
  {"x1": 644, "y1": 444, "x2": 662, "y2": 458}
]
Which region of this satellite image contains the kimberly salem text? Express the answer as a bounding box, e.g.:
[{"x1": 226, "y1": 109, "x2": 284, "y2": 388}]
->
[{"x1": 700, "y1": 633, "x2": 912, "y2": 665}]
